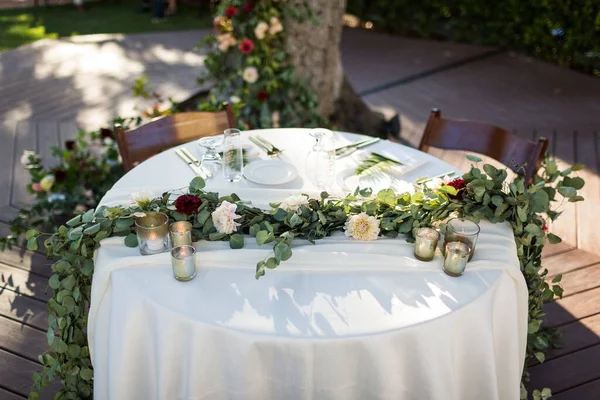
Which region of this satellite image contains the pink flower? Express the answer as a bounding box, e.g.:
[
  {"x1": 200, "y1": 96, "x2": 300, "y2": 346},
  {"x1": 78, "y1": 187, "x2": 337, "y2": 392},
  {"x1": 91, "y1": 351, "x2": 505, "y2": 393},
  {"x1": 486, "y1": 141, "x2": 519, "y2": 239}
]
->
[
  {"x1": 212, "y1": 201, "x2": 242, "y2": 234},
  {"x1": 31, "y1": 183, "x2": 42, "y2": 192},
  {"x1": 238, "y1": 38, "x2": 254, "y2": 54}
]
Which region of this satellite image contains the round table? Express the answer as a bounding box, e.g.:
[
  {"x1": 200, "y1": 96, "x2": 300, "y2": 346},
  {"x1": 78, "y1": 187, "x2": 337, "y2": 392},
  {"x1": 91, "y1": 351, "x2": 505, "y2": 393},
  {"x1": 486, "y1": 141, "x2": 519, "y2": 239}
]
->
[{"x1": 90, "y1": 129, "x2": 528, "y2": 400}]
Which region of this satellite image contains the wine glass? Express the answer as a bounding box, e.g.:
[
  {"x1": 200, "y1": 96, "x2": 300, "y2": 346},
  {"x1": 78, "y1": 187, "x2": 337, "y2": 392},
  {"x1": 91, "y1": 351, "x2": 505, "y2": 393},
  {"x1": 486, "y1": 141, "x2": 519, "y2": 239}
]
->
[
  {"x1": 197, "y1": 136, "x2": 222, "y2": 175},
  {"x1": 305, "y1": 128, "x2": 336, "y2": 190}
]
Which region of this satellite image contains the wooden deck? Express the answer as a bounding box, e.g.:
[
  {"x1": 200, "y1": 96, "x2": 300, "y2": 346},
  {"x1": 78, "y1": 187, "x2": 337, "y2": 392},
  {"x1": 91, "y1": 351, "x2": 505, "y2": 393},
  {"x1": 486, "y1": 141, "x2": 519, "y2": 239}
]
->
[{"x1": 0, "y1": 28, "x2": 599, "y2": 398}]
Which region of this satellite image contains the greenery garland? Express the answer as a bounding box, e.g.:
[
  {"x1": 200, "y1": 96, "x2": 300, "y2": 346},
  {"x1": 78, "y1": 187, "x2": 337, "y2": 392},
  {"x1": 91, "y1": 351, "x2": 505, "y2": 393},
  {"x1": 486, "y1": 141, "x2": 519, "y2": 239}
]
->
[{"x1": 27, "y1": 155, "x2": 584, "y2": 399}]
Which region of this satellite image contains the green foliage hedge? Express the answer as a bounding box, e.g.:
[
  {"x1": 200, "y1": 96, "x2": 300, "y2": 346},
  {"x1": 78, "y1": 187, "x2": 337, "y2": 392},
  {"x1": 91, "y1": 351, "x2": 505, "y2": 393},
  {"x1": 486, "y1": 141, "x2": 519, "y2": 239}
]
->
[{"x1": 347, "y1": 0, "x2": 600, "y2": 76}]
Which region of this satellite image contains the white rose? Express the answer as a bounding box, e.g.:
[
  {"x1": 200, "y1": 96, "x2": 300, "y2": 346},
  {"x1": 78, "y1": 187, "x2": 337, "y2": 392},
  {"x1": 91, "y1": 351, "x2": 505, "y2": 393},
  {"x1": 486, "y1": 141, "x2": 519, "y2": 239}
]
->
[
  {"x1": 254, "y1": 21, "x2": 269, "y2": 40},
  {"x1": 242, "y1": 66, "x2": 259, "y2": 83},
  {"x1": 229, "y1": 95, "x2": 241, "y2": 104}
]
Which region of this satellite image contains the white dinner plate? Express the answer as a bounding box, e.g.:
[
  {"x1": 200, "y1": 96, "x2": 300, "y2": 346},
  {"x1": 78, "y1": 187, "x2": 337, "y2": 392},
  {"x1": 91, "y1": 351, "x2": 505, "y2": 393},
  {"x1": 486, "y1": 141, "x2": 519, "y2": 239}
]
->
[{"x1": 244, "y1": 160, "x2": 298, "y2": 185}]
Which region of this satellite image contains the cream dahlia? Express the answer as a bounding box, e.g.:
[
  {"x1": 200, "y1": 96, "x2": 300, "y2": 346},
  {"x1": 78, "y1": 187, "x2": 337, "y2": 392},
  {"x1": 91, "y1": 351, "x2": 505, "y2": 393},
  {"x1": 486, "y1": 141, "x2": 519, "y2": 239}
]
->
[{"x1": 344, "y1": 212, "x2": 380, "y2": 241}]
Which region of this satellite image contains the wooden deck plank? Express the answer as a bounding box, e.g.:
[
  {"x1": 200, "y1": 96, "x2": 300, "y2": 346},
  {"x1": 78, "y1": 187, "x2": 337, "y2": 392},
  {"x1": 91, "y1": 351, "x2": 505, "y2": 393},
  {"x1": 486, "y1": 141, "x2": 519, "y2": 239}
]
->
[
  {"x1": 575, "y1": 131, "x2": 600, "y2": 254},
  {"x1": 0, "y1": 315, "x2": 48, "y2": 363},
  {"x1": 0, "y1": 348, "x2": 56, "y2": 400},
  {"x1": 542, "y1": 249, "x2": 600, "y2": 278},
  {"x1": 0, "y1": 250, "x2": 52, "y2": 280},
  {"x1": 551, "y1": 379, "x2": 600, "y2": 400},
  {"x1": 528, "y1": 344, "x2": 600, "y2": 395},
  {"x1": 36, "y1": 122, "x2": 60, "y2": 167},
  {"x1": 0, "y1": 348, "x2": 41, "y2": 397},
  {"x1": 0, "y1": 263, "x2": 52, "y2": 302},
  {"x1": 0, "y1": 387, "x2": 24, "y2": 400},
  {"x1": 11, "y1": 121, "x2": 36, "y2": 208},
  {"x1": 0, "y1": 290, "x2": 47, "y2": 331},
  {"x1": 549, "y1": 130, "x2": 578, "y2": 247},
  {"x1": 558, "y1": 263, "x2": 600, "y2": 298},
  {"x1": 544, "y1": 286, "x2": 600, "y2": 327},
  {"x1": 0, "y1": 121, "x2": 17, "y2": 209},
  {"x1": 541, "y1": 241, "x2": 574, "y2": 258},
  {"x1": 547, "y1": 313, "x2": 600, "y2": 360}
]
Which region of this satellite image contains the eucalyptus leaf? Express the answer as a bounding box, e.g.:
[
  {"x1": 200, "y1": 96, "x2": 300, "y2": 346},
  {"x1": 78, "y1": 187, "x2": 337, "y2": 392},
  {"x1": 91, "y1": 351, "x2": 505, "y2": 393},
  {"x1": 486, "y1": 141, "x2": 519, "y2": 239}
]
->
[
  {"x1": 124, "y1": 233, "x2": 138, "y2": 247},
  {"x1": 465, "y1": 154, "x2": 483, "y2": 162},
  {"x1": 189, "y1": 176, "x2": 206, "y2": 191},
  {"x1": 547, "y1": 233, "x2": 562, "y2": 244},
  {"x1": 229, "y1": 234, "x2": 244, "y2": 249}
]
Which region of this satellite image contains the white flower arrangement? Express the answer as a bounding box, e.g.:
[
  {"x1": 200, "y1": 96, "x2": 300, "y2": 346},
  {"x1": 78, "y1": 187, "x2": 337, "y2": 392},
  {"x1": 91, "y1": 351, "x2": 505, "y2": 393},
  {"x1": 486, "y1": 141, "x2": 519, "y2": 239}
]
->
[
  {"x1": 344, "y1": 212, "x2": 380, "y2": 241},
  {"x1": 212, "y1": 200, "x2": 242, "y2": 234},
  {"x1": 278, "y1": 194, "x2": 309, "y2": 213}
]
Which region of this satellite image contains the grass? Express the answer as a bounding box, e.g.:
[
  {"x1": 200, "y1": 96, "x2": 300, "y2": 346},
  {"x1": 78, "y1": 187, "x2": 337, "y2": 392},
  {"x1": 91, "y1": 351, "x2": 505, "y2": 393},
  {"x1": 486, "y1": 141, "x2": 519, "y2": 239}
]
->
[{"x1": 0, "y1": 0, "x2": 212, "y2": 52}]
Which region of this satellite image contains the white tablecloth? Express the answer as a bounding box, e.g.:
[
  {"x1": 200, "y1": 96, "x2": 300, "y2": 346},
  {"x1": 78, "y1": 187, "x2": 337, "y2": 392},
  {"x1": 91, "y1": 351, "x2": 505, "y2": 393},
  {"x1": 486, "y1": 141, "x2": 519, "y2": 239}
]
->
[{"x1": 90, "y1": 129, "x2": 528, "y2": 400}]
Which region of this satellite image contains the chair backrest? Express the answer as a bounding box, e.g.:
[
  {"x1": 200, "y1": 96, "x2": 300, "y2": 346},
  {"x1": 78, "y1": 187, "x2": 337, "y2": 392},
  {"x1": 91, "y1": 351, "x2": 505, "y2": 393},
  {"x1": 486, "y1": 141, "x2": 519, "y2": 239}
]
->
[
  {"x1": 419, "y1": 108, "x2": 548, "y2": 183},
  {"x1": 115, "y1": 104, "x2": 235, "y2": 171}
]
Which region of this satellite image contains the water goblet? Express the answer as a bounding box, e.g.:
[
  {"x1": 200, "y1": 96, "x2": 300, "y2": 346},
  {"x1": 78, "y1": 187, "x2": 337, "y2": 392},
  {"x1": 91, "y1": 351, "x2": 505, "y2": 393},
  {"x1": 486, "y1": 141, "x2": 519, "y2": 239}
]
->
[{"x1": 197, "y1": 136, "x2": 223, "y2": 176}]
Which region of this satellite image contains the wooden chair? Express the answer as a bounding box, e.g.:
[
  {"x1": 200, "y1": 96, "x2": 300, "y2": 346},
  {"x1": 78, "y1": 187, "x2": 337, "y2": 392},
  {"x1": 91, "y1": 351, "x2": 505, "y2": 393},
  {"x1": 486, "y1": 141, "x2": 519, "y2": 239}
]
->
[
  {"x1": 419, "y1": 108, "x2": 548, "y2": 184},
  {"x1": 115, "y1": 104, "x2": 236, "y2": 171}
]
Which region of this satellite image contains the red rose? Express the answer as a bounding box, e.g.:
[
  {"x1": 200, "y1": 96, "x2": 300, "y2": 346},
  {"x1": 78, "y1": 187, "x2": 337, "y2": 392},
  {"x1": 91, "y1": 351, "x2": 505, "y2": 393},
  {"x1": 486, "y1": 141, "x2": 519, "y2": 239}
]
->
[
  {"x1": 175, "y1": 194, "x2": 202, "y2": 215},
  {"x1": 53, "y1": 169, "x2": 67, "y2": 183},
  {"x1": 65, "y1": 140, "x2": 76, "y2": 150},
  {"x1": 257, "y1": 90, "x2": 269, "y2": 101},
  {"x1": 242, "y1": 2, "x2": 254, "y2": 13},
  {"x1": 225, "y1": 6, "x2": 238, "y2": 18},
  {"x1": 446, "y1": 178, "x2": 467, "y2": 200},
  {"x1": 542, "y1": 223, "x2": 548, "y2": 232},
  {"x1": 238, "y1": 38, "x2": 254, "y2": 54}
]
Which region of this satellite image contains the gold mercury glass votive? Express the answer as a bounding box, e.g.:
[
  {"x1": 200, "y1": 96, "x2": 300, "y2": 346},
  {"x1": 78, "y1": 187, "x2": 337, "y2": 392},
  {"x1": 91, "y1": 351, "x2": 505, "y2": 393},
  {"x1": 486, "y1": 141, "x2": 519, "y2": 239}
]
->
[
  {"x1": 171, "y1": 245, "x2": 197, "y2": 281},
  {"x1": 169, "y1": 221, "x2": 192, "y2": 248},
  {"x1": 413, "y1": 227, "x2": 440, "y2": 261},
  {"x1": 135, "y1": 212, "x2": 170, "y2": 255},
  {"x1": 443, "y1": 218, "x2": 480, "y2": 261},
  {"x1": 443, "y1": 241, "x2": 471, "y2": 277}
]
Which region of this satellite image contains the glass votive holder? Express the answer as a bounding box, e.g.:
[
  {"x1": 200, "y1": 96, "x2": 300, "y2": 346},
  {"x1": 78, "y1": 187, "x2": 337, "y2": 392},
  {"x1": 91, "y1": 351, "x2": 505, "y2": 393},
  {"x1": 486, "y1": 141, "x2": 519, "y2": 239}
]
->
[
  {"x1": 443, "y1": 218, "x2": 480, "y2": 261},
  {"x1": 169, "y1": 221, "x2": 192, "y2": 248},
  {"x1": 413, "y1": 227, "x2": 440, "y2": 261},
  {"x1": 443, "y1": 241, "x2": 470, "y2": 277},
  {"x1": 135, "y1": 212, "x2": 170, "y2": 255},
  {"x1": 171, "y1": 245, "x2": 197, "y2": 281}
]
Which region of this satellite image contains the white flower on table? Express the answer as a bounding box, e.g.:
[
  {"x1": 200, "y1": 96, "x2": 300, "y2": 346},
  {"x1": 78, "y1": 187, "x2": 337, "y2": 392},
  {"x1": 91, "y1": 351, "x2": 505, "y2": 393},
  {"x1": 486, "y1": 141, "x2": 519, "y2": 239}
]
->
[
  {"x1": 130, "y1": 190, "x2": 156, "y2": 207},
  {"x1": 242, "y1": 66, "x2": 259, "y2": 83},
  {"x1": 426, "y1": 175, "x2": 452, "y2": 190},
  {"x1": 212, "y1": 200, "x2": 242, "y2": 234},
  {"x1": 278, "y1": 194, "x2": 309, "y2": 213},
  {"x1": 344, "y1": 212, "x2": 380, "y2": 241}
]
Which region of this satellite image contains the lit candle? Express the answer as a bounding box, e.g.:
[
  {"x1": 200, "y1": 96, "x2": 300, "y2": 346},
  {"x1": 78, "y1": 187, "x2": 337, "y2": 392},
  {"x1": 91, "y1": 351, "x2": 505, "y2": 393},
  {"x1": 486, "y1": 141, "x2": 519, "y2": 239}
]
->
[
  {"x1": 443, "y1": 218, "x2": 480, "y2": 261},
  {"x1": 413, "y1": 227, "x2": 440, "y2": 261},
  {"x1": 443, "y1": 241, "x2": 470, "y2": 277},
  {"x1": 171, "y1": 245, "x2": 197, "y2": 281},
  {"x1": 146, "y1": 236, "x2": 165, "y2": 252},
  {"x1": 169, "y1": 221, "x2": 192, "y2": 248},
  {"x1": 135, "y1": 212, "x2": 170, "y2": 255}
]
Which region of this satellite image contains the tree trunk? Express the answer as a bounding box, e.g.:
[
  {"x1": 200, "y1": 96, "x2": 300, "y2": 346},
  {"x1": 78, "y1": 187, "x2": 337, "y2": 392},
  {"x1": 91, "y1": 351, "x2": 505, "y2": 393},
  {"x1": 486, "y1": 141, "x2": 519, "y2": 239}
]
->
[{"x1": 286, "y1": 0, "x2": 390, "y2": 138}]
